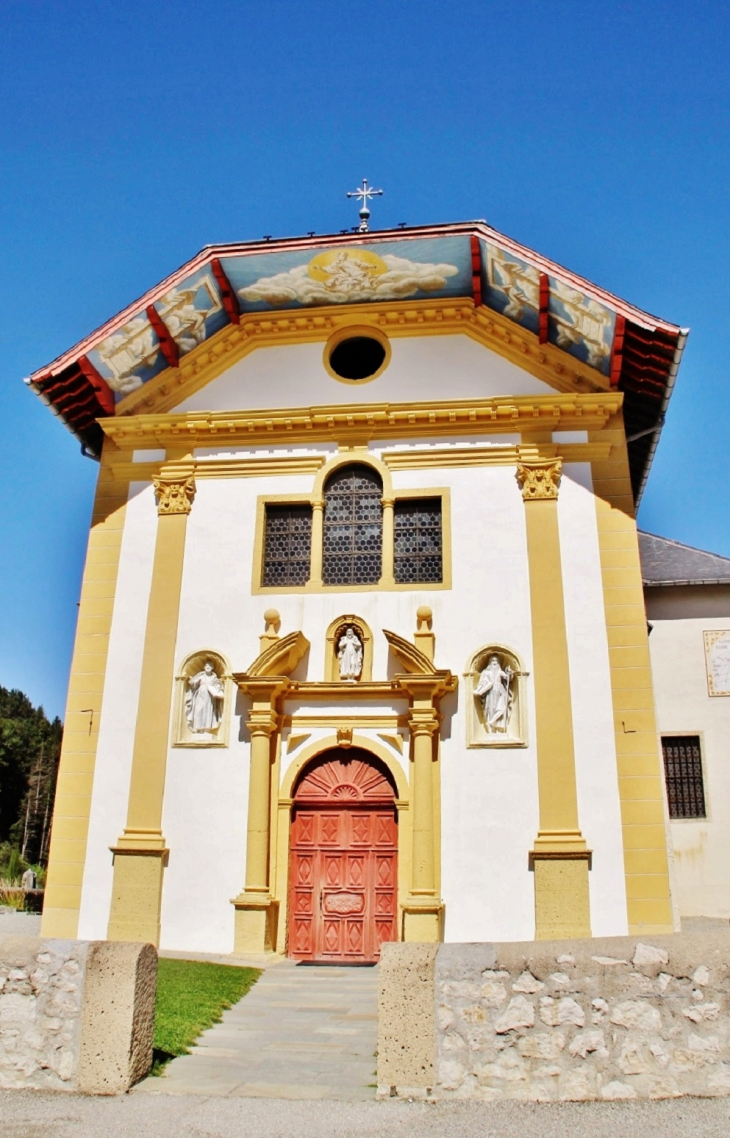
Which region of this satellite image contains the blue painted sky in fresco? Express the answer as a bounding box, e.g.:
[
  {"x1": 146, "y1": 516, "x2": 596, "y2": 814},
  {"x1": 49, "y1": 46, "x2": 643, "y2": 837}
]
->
[{"x1": 1, "y1": 0, "x2": 729, "y2": 716}]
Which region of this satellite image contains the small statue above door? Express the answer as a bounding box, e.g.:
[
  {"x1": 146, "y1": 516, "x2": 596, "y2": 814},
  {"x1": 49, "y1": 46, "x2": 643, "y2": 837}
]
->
[{"x1": 338, "y1": 626, "x2": 364, "y2": 682}]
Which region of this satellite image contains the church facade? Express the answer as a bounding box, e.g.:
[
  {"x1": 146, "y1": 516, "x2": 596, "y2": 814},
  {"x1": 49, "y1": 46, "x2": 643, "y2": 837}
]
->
[{"x1": 31, "y1": 221, "x2": 688, "y2": 959}]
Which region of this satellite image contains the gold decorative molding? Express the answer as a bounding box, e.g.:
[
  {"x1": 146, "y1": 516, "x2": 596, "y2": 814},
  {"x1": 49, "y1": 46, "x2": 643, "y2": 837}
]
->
[
  {"x1": 384, "y1": 442, "x2": 611, "y2": 471},
  {"x1": 516, "y1": 459, "x2": 563, "y2": 501},
  {"x1": 100, "y1": 392, "x2": 622, "y2": 452},
  {"x1": 153, "y1": 475, "x2": 196, "y2": 515},
  {"x1": 336, "y1": 726, "x2": 354, "y2": 748},
  {"x1": 112, "y1": 455, "x2": 326, "y2": 483},
  {"x1": 238, "y1": 630, "x2": 310, "y2": 680},
  {"x1": 113, "y1": 296, "x2": 612, "y2": 419},
  {"x1": 384, "y1": 629, "x2": 439, "y2": 676}
]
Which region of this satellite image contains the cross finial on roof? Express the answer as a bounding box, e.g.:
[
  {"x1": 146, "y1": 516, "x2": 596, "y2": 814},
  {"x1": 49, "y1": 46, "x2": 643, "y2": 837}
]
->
[{"x1": 346, "y1": 178, "x2": 383, "y2": 233}]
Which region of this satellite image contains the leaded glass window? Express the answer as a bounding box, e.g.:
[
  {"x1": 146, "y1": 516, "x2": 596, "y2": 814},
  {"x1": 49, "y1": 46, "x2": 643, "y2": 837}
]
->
[
  {"x1": 262, "y1": 505, "x2": 312, "y2": 587},
  {"x1": 662, "y1": 735, "x2": 706, "y2": 819},
  {"x1": 323, "y1": 465, "x2": 383, "y2": 586},
  {"x1": 394, "y1": 498, "x2": 442, "y2": 584}
]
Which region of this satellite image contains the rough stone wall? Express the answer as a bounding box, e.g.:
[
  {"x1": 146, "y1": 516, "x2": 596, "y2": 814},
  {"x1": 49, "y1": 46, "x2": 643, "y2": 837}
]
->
[
  {"x1": 0, "y1": 935, "x2": 157, "y2": 1093},
  {"x1": 379, "y1": 932, "x2": 730, "y2": 1101},
  {"x1": 0, "y1": 936, "x2": 89, "y2": 1090}
]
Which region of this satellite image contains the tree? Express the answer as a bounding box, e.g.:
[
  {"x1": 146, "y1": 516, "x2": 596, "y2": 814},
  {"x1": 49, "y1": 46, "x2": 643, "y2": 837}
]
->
[{"x1": 0, "y1": 686, "x2": 62, "y2": 867}]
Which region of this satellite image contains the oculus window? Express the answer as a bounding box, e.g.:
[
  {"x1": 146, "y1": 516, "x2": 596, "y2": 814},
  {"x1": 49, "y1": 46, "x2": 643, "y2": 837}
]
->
[
  {"x1": 661, "y1": 735, "x2": 706, "y2": 819},
  {"x1": 262, "y1": 505, "x2": 312, "y2": 587}
]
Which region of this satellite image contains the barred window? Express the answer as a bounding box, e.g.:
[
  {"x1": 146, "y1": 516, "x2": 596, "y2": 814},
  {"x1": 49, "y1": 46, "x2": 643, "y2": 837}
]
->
[
  {"x1": 662, "y1": 735, "x2": 706, "y2": 819},
  {"x1": 323, "y1": 465, "x2": 383, "y2": 586},
  {"x1": 262, "y1": 505, "x2": 312, "y2": 587},
  {"x1": 394, "y1": 499, "x2": 443, "y2": 584}
]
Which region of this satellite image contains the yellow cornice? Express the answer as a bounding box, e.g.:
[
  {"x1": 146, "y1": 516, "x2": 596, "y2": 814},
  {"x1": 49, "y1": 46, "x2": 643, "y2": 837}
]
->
[
  {"x1": 383, "y1": 442, "x2": 612, "y2": 471},
  {"x1": 109, "y1": 455, "x2": 326, "y2": 483},
  {"x1": 100, "y1": 391, "x2": 622, "y2": 452},
  {"x1": 113, "y1": 297, "x2": 612, "y2": 419}
]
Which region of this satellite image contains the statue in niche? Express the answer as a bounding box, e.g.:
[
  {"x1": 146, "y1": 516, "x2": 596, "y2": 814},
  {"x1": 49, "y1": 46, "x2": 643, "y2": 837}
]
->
[
  {"x1": 475, "y1": 655, "x2": 514, "y2": 733},
  {"x1": 185, "y1": 661, "x2": 225, "y2": 733},
  {"x1": 338, "y1": 627, "x2": 363, "y2": 682}
]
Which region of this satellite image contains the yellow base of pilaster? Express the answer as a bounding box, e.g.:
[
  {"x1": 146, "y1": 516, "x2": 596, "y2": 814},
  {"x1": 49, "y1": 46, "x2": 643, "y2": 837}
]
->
[
  {"x1": 232, "y1": 894, "x2": 279, "y2": 954},
  {"x1": 401, "y1": 898, "x2": 443, "y2": 943},
  {"x1": 107, "y1": 844, "x2": 167, "y2": 945},
  {"x1": 532, "y1": 855, "x2": 591, "y2": 940}
]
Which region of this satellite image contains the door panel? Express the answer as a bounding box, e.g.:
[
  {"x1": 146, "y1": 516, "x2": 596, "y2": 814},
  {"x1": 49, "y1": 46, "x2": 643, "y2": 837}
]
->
[{"x1": 289, "y1": 804, "x2": 397, "y2": 962}]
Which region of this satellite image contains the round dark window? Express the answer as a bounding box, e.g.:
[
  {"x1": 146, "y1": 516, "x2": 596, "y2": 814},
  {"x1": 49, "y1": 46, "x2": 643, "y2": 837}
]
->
[{"x1": 329, "y1": 336, "x2": 387, "y2": 381}]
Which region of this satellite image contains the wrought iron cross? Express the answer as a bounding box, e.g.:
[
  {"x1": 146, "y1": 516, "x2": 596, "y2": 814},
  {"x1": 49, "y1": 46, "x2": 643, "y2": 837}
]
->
[{"x1": 346, "y1": 178, "x2": 383, "y2": 233}]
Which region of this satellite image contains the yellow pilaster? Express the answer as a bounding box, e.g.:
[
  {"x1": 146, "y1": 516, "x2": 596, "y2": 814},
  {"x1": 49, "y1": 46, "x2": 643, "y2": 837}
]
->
[
  {"x1": 41, "y1": 449, "x2": 129, "y2": 939},
  {"x1": 232, "y1": 679, "x2": 286, "y2": 953},
  {"x1": 107, "y1": 467, "x2": 195, "y2": 945},
  {"x1": 309, "y1": 498, "x2": 324, "y2": 587},
  {"x1": 414, "y1": 606, "x2": 435, "y2": 663},
  {"x1": 400, "y1": 679, "x2": 443, "y2": 942},
  {"x1": 380, "y1": 496, "x2": 396, "y2": 587},
  {"x1": 518, "y1": 458, "x2": 591, "y2": 939},
  {"x1": 590, "y1": 414, "x2": 674, "y2": 933}
]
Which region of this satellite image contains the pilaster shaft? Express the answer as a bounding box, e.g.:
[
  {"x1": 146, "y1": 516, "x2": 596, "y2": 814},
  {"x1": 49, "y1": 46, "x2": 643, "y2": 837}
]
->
[
  {"x1": 232, "y1": 678, "x2": 287, "y2": 954},
  {"x1": 243, "y1": 717, "x2": 276, "y2": 894},
  {"x1": 380, "y1": 496, "x2": 395, "y2": 587},
  {"x1": 310, "y1": 499, "x2": 324, "y2": 587},
  {"x1": 517, "y1": 459, "x2": 591, "y2": 939},
  {"x1": 400, "y1": 679, "x2": 445, "y2": 943},
  {"x1": 107, "y1": 471, "x2": 194, "y2": 945}
]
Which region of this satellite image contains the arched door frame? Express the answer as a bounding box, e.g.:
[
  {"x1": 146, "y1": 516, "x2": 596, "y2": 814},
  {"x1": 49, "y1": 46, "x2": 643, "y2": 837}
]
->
[{"x1": 273, "y1": 734, "x2": 410, "y2": 956}]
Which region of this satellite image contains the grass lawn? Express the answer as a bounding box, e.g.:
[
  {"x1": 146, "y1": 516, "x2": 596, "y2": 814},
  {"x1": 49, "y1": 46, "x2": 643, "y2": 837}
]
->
[{"x1": 152, "y1": 958, "x2": 260, "y2": 1075}]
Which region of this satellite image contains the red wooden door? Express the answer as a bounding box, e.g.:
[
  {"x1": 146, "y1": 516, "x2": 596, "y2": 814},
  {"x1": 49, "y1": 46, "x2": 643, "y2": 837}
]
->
[{"x1": 288, "y1": 750, "x2": 398, "y2": 963}]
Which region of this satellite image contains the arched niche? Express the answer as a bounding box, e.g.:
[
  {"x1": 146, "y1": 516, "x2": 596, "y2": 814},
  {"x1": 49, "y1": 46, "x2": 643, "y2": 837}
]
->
[
  {"x1": 464, "y1": 644, "x2": 528, "y2": 748},
  {"x1": 173, "y1": 649, "x2": 231, "y2": 747},
  {"x1": 325, "y1": 615, "x2": 374, "y2": 682}
]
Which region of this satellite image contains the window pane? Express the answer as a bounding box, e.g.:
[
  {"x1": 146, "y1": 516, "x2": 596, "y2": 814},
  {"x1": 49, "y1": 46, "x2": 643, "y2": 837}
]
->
[
  {"x1": 661, "y1": 735, "x2": 706, "y2": 819},
  {"x1": 394, "y1": 498, "x2": 443, "y2": 584},
  {"x1": 323, "y1": 464, "x2": 383, "y2": 585},
  {"x1": 262, "y1": 505, "x2": 312, "y2": 587}
]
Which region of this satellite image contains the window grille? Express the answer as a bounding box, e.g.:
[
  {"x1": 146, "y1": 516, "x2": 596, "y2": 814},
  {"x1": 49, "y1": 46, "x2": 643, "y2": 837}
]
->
[
  {"x1": 394, "y1": 498, "x2": 443, "y2": 584},
  {"x1": 323, "y1": 465, "x2": 383, "y2": 586},
  {"x1": 262, "y1": 505, "x2": 312, "y2": 587},
  {"x1": 661, "y1": 735, "x2": 706, "y2": 819}
]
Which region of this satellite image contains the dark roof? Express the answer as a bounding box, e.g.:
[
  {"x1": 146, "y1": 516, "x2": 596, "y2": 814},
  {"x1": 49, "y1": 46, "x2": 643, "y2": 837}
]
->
[
  {"x1": 639, "y1": 531, "x2": 730, "y2": 586},
  {"x1": 25, "y1": 220, "x2": 687, "y2": 499}
]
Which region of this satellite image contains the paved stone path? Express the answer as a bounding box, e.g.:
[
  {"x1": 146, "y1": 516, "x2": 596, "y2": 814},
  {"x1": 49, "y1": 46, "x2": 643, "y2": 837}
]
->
[{"x1": 136, "y1": 960, "x2": 378, "y2": 1100}]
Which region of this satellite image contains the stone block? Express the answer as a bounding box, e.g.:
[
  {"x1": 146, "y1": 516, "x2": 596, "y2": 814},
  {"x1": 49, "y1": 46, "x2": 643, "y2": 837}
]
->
[
  {"x1": 77, "y1": 941, "x2": 157, "y2": 1094},
  {"x1": 378, "y1": 942, "x2": 437, "y2": 1090},
  {"x1": 0, "y1": 935, "x2": 156, "y2": 1095}
]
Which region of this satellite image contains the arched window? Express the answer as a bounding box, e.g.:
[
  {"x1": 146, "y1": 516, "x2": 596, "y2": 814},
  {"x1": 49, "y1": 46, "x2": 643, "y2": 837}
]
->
[{"x1": 323, "y1": 464, "x2": 383, "y2": 586}]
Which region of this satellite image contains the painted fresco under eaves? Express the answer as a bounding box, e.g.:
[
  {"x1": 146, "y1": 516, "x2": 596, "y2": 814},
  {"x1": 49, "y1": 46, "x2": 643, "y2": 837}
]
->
[
  {"x1": 480, "y1": 241, "x2": 616, "y2": 376},
  {"x1": 84, "y1": 234, "x2": 619, "y2": 404},
  {"x1": 87, "y1": 267, "x2": 228, "y2": 399},
  {"x1": 221, "y1": 236, "x2": 472, "y2": 311}
]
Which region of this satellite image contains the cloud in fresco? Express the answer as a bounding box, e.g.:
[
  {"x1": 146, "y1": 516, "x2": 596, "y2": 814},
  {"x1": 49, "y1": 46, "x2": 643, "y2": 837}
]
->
[{"x1": 238, "y1": 251, "x2": 459, "y2": 307}]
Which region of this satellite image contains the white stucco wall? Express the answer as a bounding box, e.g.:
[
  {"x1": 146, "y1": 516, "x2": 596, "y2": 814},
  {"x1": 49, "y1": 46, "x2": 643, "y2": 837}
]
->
[
  {"x1": 78, "y1": 332, "x2": 631, "y2": 952},
  {"x1": 646, "y1": 593, "x2": 730, "y2": 919},
  {"x1": 172, "y1": 334, "x2": 552, "y2": 414},
  {"x1": 77, "y1": 483, "x2": 157, "y2": 940},
  {"x1": 558, "y1": 465, "x2": 628, "y2": 936}
]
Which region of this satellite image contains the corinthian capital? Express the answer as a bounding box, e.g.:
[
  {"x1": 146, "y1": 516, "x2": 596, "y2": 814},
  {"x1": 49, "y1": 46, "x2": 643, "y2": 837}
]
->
[
  {"x1": 516, "y1": 459, "x2": 562, "y2": 502},
  {"x1": 153, "y1": 475, "x2": 196, "y2": 516}
]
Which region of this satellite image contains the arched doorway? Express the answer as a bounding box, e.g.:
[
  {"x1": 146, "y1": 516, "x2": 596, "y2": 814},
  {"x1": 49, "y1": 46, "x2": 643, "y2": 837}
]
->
[{"x1": 288, "y1": 748, "x2": 398, "y2": 963}]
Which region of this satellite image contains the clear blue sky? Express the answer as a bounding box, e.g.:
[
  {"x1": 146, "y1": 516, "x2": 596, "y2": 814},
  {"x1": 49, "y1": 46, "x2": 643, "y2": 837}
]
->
[{"x1": 1, "y1": 0, "x2": 728, "y2": 719}]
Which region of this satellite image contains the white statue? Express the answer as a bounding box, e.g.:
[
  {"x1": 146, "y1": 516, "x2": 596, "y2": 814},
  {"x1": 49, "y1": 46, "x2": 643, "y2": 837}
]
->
[
  {"x1": 338, "y1": 627, "x2": 363, "y2": 682},
  {"x1": 185, "y1": 661, "x2": 225, "y2": 733},
  {"x1": 475, "y1": 655, "x2": 514, "y2": 733}
]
